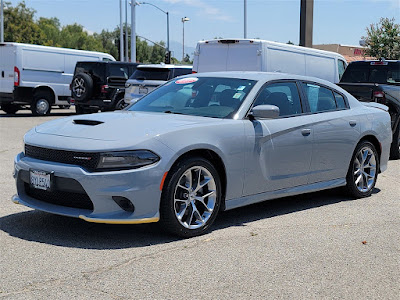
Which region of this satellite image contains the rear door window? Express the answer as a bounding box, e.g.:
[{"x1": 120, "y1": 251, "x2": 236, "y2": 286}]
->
[
  {"x1": 302, "y1": 83, "x2": 337, "y2": 113},
  {"x1": 130, "y1": 68, "x2": 170, "y2": 80}
]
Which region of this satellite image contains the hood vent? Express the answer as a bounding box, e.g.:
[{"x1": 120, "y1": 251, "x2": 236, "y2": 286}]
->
[{"x1": 73, "y1": 119, "x2": 104, "y2": 126}]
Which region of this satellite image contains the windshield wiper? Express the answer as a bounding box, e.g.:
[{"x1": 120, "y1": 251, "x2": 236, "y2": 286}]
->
[{"x1": 164, "y1": 110, "x2": 183, "y2": 115}]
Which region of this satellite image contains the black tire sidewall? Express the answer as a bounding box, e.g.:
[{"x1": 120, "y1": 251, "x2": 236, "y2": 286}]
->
[
  {"x1": 346, "y1": 141, "x2": 379, "y2": 198},
  {"x1": 2, "y1": 104, "x2": 19, "y2": 114},
  {"x1": 31, "y1": 92, "x2": 52, "y2": 115},
  {"x1": 72, "y1": 73, "x2": 93, "y2": 102},
  {"x1": 160, "y1": 157, "x2": 222, "y2": 238},
  {"x1": 390, "y1": 122, "x2": 400, "y2": 160}
]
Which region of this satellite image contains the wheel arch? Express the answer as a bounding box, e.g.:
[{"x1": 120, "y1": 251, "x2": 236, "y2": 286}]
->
[
  {"x1": 33, "y1": 85, "x2": 56, "y2": 104},
  {"x1": 164, "y1": 148, "x2": 228, "y2": 211}
]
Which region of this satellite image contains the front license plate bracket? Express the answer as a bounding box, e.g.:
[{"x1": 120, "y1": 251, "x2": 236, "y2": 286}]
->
[{"x1": 29, "y1": 169, "x2": 54, "y2": 191}]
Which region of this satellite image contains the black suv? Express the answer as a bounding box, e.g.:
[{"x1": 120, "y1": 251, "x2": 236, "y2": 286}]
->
[
  {"x1": 338, "y1": 60, "x2": 400, "y2": 159},
  {"x1": 71, "y1": 61, "x2": 138, "y2": 114}
]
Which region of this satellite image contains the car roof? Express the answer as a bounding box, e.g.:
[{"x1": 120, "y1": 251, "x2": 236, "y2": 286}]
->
[{"x1": 137, "y1": 64, "x2": 192, "y2": 69}]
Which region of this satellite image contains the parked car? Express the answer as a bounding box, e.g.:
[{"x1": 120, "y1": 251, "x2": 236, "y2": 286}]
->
[
  {"x1": 338, "y1": 60, "x2": 400, "y2": 159},
  {"x1": 71, "y1": 61, "x2": 139, "y2": 114},
  {"x1": 13, "y1": 72, "x2": 392, "y2": 237},
  {"x1": 0, "y1": 42, "x2": 115, "y2": 115},
  {"x1": 193, "y1": 39, "x2": 347, "y2": 83},
  {"x1": 124, "y1": 64, "x2": 192, "y2": 104}
]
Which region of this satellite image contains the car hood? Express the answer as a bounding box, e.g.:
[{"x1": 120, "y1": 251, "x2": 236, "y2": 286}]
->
[{"x1": 33, "y1": 111, "x2": 223, "y2": 143}]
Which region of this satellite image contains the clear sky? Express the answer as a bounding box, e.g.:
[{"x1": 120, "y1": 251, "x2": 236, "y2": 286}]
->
[{"x1": 7, "y1": 0, "x2": 400, "y2": 51}]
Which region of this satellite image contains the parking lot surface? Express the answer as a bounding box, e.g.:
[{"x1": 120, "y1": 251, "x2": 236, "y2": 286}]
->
[{"x1": 0, "y1": 108, "x2": 399, "y2": 299}]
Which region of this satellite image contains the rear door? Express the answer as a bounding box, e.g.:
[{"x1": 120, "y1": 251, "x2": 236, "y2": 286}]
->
[
  {"x1": 197, "y1": 42, "x2": 229, "y2": 72},
  {"x1": 226, "y1": 42, "x2": 261, "y2": 71},
  {"x1": 0, "y1": 44, "x2": 15, "y2": 94}
]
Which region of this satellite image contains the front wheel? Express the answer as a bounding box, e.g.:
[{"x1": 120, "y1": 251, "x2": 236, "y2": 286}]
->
[
  {"x1": 1, "y1": 103, "x2": 19, "y2": 114},
  {"x1": 31, "y1": 92, "x2": 52, "y2": 115},
  {"x1": 160, "y1": 157, "x2": 222, "y2": 238},
  {"x1": 345, "y1": 141, "x2": 379, "y2": 198}
]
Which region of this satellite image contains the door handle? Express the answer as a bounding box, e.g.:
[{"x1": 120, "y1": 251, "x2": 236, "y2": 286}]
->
[
  {"x1": 301, "y1": 129, "x2": 311, "y2": 136},
  {"x1": 349, "y1": 120, "x2": 357, "y2": 127}
]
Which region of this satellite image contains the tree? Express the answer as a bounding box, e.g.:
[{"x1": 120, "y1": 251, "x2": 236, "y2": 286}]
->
[
  {"x1": 182, "y1": 53, "x2": 192, "y2": 64},
  {"x1": 4, "y1": 1, "x2": 43, "y2": 44},
  {"x1": 363, "y1": 17, "x2": 400, "y2": 60},
  {"x1": 38, "y1": 17, "x2": 61, "y2": 47}
]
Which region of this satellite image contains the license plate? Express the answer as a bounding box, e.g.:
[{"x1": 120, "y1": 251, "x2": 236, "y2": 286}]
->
[
  {"x1": 139, "y1": 87, "x2": 148, "y2": 94},
  {"x1": 30, "y1": 169, "x2": 53, "y2": 191}
]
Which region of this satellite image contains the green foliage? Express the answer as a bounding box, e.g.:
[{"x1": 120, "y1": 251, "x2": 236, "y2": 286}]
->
[
  {"x1": 363, "y1": 18, "x2": 400, "y2": 60},
  {"x1": 3, "y1": 1, "x2": 179, "y2": 63},
  {"x1": 182, "y1": 53, "x2": 193, "y2": 64}
]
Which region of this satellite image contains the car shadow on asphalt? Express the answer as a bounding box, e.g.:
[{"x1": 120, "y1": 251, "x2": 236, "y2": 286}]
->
[{"x1": 0, "y1": 187, "x2": 380, "y2": 249}]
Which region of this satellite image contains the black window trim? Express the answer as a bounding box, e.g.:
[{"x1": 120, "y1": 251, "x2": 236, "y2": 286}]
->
[
  {"x1": 245, "y1": 79, "x2": 307, "y2": 120},
  {"x1": 299, "y1": 80, "x2": 350, "y2": 115}
]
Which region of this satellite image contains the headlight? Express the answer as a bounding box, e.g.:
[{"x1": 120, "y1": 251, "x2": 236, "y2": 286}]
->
[{"x1": 96, "y1": 150, "x2": 160, "y2": 171}]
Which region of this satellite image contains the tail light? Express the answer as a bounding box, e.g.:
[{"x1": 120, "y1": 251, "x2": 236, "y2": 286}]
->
[
  {"x1": 192, "y1": 71, "x2": 197, "y2": 74},
  {"x1": 373, "y1": 90, "x2": 386, "y2": 104},
  {"x1": 14, "y1": 67, "x2": 20, "y2": 86},
  {"x1": 101, "y1": 85, "x2": 109, "y2": 93}
]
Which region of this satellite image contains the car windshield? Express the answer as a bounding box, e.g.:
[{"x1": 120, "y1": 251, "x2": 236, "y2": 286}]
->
[
  {"x1": 130, "y1": 68, "x2": 170, "y2": 80},
  {"x1": 128, "y1": 77, "x2": 257, "y2": 119}
]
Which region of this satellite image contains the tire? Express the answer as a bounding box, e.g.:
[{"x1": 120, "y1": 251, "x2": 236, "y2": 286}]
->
[
  {"x1": 160, "y1": 157, "x2": 222, "y2": 238},
  {"x1": 389, "y1": 122, "x2": 400, "y2": 160},
  {"x1": 345, "y1": 141, "x2": 379, "y2": 198},
  {"x1": 1, "y1": 104, "x2": 19, "y2": 114},
  {"x1": 31, "y1": 92, "x2": 52, "y2": 116},
  {"x1": 115, "y1": 98, "x2": 128, "y2": 110},
  {"x1": 75, "y1": 104, "x2": 97, "y2": 114},
  {"x1": 71, "y1": 73, "x2": 93, "y2": 102}
]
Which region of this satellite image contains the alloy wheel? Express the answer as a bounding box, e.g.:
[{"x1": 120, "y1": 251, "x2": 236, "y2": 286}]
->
[
  {"x1": 173, "y1": 166, "x2": 217, "y2": 230},
  {"x1": 73, "y1": 78, "x2": 86, "y2": 98},
  {"x1": 353, "y1": 146, "x2": 377, "y2": 193}
]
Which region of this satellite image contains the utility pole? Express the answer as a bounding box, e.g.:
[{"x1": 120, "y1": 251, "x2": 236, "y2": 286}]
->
[
  {"x1": 299, "y1": 0, "x2": 314, "y2": 47},
  {"x1": 244, "y1": 0, "x2": 247, "y2": 39},
  {"x1": 131, "y1": 1, "x2": 136, "y2": 62},
  {"x1": 1, "y1": 0, "x2": 4, "y2": 43},
  {"x1": 125, "y1": 0, "x2": 129, "y2": 61},
  {"x1": 119, "y1": 0, "x2": 124, "y2": 61}
]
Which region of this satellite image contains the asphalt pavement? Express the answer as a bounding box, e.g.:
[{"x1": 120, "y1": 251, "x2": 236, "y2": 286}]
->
[{"x1": 0, "y1": 108, "x2": 399, "y2": 299}]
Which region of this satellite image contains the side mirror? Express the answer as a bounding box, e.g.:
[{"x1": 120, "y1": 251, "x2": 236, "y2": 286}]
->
[{"x1": 250, "y1": 105, "x2": 280, "y2": 119}]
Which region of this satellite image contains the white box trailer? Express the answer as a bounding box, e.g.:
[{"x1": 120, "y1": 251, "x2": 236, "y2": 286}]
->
[
  {"x1": 0, "y1": 42, "x2": 115, "y2": 115},
  {"x1": 193, "y1": 39, "x2": 347, "y2": 83}
]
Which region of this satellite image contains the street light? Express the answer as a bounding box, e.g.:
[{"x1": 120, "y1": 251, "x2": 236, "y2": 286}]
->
[
  {"x1": 182, "y1": 16, "x2": 190, "y2": 62},
  {"x1": 138, "y1": 2, "x2": 170, "y2": 60}
]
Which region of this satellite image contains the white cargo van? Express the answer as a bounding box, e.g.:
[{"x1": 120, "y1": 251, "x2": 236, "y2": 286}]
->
[
  {"x1": 193, "y1": 39, "x2": 347, "y2": 83},
  {"x1": 0, "y1": 42, "x2": 115, "y2": 115}
]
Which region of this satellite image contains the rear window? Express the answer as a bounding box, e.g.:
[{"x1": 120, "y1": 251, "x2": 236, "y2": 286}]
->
[
  {"x1": 341, "y1": 62, "x2": 400, "y2": 84},
  {"x1": 130, "y1": 68, "x2": 170, "y2": 81},
  {"x1": 108, "y1": 64, "x2": 129, "y2": 79},
  {"x1": 75, "y1": 63, "x2": 104, "y2": 79}
]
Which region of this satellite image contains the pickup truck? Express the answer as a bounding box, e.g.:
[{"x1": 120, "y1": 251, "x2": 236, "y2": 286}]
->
[{"x1": 338, "y1": 60, "x2": 400, "y2": 159}]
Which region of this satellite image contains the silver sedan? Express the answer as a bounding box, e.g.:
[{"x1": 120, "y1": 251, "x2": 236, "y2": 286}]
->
[{"x1": 12, "y1": 72, "x2": 392, "y2": 237}]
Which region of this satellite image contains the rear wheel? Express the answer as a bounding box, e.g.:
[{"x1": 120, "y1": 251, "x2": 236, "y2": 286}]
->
[
  {"x1": 160, "y1": 157, "x2": 222, "y2": 238},
  {"x1": 345, "y1": 141, "x2": 378, "y2": 198},
  {"x1": 115, "y1": 98, "x2": 128, "y2": 110},
  {"x1": 31, "y1": 92, "x2": 52, "y2": 115},
  {"x1": 389, "y1": 122, "x2": 400, "y2": 160},
  {"x1": 1, "y1": 103, "x2": 19, "y2": 114}
]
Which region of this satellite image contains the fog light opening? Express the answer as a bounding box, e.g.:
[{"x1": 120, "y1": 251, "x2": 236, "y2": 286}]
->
[{"x1": 112, "y1": 196, "x2": 135, "y2": 212}]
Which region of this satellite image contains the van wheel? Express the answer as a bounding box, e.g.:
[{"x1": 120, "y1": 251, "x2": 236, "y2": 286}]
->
[
  {"x1": 2, "y1": 104, "x2": 19, "y2": 114},
  {"x1": 31, "y1": 92, "x2": 52, "y2": 116}
]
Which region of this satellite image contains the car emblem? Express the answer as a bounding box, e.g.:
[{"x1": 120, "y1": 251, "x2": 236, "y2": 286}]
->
[{"x1": 73, "y1": 156, "x2": 92, "y2": 161}]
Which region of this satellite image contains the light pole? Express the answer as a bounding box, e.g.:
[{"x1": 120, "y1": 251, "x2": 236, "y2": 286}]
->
[
  {"x1": 1, "y1": 0, "x2": 4, "y2": 43},
  {"x1": 131, "y1": 1, "x2": 137, "y2": 63},
  {"x1": 182, "y1": 16, "x2": 190, "y2": 62},
  {"x1": 139, "y1": 2, "x2": 169, "y2": 56},
  {"x1": 125, "y1": 0, "x2": 129, "y2": 61}
]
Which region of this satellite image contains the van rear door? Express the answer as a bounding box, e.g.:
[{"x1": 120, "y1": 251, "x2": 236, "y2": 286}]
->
[
  {"x1": 0, "y1": 44, "x2": 15, "y2": 94},
  {"x1": 196, "y1": 42, "x2": 229, "y2": 72},
  {"x1": 226, "y1": 41, "x2": 261, "y2": 71}
]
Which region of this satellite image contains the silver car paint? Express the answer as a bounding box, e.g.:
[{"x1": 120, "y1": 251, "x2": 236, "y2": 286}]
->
[{"x1": 12, "y1": 72, "x2": 392, "y2": 224}]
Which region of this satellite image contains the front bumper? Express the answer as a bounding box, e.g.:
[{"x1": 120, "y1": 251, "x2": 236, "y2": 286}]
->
[{"x1": 13, "y1": 152, "x2": 163, "y2": 224}]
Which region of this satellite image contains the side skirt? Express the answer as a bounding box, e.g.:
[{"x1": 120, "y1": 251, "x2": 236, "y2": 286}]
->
[{"x1": 225, "y1": 178, "x2": 346, "y2": 211}]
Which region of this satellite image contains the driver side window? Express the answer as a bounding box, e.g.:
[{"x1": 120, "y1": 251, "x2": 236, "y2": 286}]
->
[{"x1": 253, "y1": 82, "x2": 303, "y2": 117}]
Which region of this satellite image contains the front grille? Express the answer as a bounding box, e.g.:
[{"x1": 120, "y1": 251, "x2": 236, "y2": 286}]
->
[
  {"x1": 25, "y1": 144, "x2": 100, "y2": 170},
  {"x1": 24, "y1": 183, "x2": 94, "y2": 210}
]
